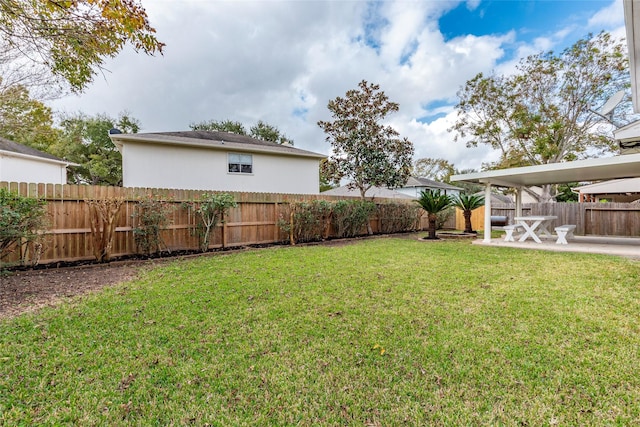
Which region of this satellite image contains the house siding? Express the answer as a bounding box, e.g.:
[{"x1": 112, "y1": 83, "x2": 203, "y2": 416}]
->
[
  {"x1": 0, "y1": 153, "x2": 67, "y2": 184},
  {"x1": 122, "y1": 142, "x2": 320, "y2": 194}
]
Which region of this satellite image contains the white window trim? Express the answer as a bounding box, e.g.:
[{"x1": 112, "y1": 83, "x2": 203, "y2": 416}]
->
[{"x1": 228, "y1": 153, "x2": 253, "y2": 174}]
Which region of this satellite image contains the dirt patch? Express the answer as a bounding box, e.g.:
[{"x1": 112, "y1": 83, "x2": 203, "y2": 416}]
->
[{"x1": 0, "y1": 262, "x2": 148, "y2": 319}]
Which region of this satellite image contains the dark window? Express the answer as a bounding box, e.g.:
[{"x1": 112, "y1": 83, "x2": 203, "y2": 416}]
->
[{"x1": 228, "y1": 153, "x2": 252, "y2": 174}]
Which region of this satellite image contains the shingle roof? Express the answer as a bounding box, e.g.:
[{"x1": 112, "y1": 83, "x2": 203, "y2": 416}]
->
[
  {"x1": 321, "y1": 185, "x2": 415, "y2": 199},
  {"x1": 0, "y1": 137, "x2": 65, "y2": 162},
  {"x1": 403, "y1": 176, "x2": 463, "y2": 191},
  {"x1": 110, "y1": 131, "x2": 326, "y2": 159}
]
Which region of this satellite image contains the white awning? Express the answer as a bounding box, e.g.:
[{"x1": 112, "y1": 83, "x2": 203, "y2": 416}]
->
[{"x1": 451, "y1": 153, "x2": 640, "y2": 187}]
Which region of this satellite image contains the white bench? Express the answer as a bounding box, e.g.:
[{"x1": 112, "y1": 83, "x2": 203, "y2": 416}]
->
[
  {"x1": 555, "y1": 224, "x2": 576, "y2": 245},
  {"x1": 503, "y1": 224, "x2": 524, "y2": 242}
]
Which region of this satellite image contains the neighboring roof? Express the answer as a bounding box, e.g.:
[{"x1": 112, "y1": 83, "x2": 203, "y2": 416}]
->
[
  {"x1": 474, "y1": 191, "x2": 513, "y2": 204},
  {"x1": 0, "y1": 137, "x2": 69, "y2": 164},
  {"x1": 613, "y1": 119, "x2": 640, "y2": 142},
  {"x1": 573, "y1": 177, "x2": 640, "y2": 195},
  {"x1": 109, "y1": 130, "x2": 326, "y2": 159},
  {"x1": 451, "y1": 153, "x2": 640, "y2": 187},
  {"x1": 402, "y1": 176, "x2": 463, "y2": 191},
  {"x1": 321, "y1": 185, "x2": 415, "y2": 199}
]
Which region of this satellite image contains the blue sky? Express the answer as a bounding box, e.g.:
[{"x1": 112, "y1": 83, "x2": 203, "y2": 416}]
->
[
  {"x1": 440, "y1": 1, "x2": 610, "y2": 45},
  {"x1": 50, "y1": 0, "x2": 625, "y2": 171}
]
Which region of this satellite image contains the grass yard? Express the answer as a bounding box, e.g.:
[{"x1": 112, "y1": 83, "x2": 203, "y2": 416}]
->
[{"x1": 1, "y1": 237, "x2": 640, "y2": 425}]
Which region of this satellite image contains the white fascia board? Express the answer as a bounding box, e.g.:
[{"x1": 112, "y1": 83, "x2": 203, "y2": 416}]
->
[
  {"x1": 451, "y1": 153, "x2": 640, "y2": 187},
  {"x1": 614, "y1": 119, "x2": 640, "y2": 141},
  {"x1": 0, "y1": 149, "x2": 79, "y2": 167},
  {"x1": 575, "y1": 177, "x2": 640, "y2": 193},
  {"x1": 110, "y1": 134, "x2": 326, "y2": 160}
]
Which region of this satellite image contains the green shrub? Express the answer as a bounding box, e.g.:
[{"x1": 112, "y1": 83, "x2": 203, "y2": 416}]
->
[
  {"x1": 0, "y1": 188, "x2": 48, "y2": 266},
  {"x1": 132, "y1": 197, "x2": 173, "y2": 255},
  {"x1": 331, "y1": 200, "x2": 376, "y2": 238},
  {"x1": 377, "y1": 202, "x2": 421, "y2": 234},
  {"x1": 187, "y1": 193, "x2": 237, "y2": 251},
  {"x1": 279, "y1": 200, "x2": 332, "y2": 244}
]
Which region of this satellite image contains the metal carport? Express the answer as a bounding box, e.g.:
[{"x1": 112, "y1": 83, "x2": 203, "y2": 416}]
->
[{"x1": 450, "y1": 153, "x2": 640, "y2": 242}]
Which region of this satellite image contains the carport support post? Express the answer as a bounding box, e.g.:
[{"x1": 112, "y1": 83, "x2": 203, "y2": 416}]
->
[
  {"x1": 483, "y1": 183, "x2": 492, "y2": 243},
  {"x1": 515, "y1": 187, "x2": 523, "y2": 217}
]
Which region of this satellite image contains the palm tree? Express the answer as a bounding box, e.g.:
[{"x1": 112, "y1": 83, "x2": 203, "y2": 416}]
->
[
  {"x1": 452, "y1": 193, "x2": 485, "y2": 234},
  {"x1": 415, "y1": 190, "x2": 452, "y2": 240}
]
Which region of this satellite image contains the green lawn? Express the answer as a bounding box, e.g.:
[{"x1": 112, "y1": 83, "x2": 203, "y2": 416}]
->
[{"x1": 2, "y1": 237, "x2": 640, "y2": 425}]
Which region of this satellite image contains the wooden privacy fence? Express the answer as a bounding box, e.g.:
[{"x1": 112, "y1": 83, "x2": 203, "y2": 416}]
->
[
  {"x1": 1, "y1": 182, "x2": 429, "y2": 266},
  {"x1": 459, "y1": 203, "x2": 640, "y2": 237}
]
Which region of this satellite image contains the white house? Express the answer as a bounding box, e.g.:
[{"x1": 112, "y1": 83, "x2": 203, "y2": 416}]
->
[
  {"x1": 109, "y1": 130, "x2": 326, "y2": 194},
  {"x1": 0, "y1": 137, "x2": 72, "y2": 184},
  {"x1": 322, "y1": 177, "x2": 462, "y2": 199}
]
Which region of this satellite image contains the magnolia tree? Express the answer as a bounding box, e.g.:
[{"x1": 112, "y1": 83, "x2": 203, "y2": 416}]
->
[{"x1": 318, "y1": 80, "x2": 414, "y2": 199}]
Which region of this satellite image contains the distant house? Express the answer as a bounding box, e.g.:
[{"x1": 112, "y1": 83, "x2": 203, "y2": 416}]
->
[
  {"x1": 321, "y1": 185, "x2": 414, "y2": 199},
  {"x1": 394, "y1": 177, "x2": 462, "y2": 198},
  {"x1": 109, "y1": 131, "x2": 326, "y2": 194},
  {"x1": 574, "y1": 178, "x2": 640, "y2": 203},
  {"x1": 321, "y1": 177, "x2": 461, "y2": 200},
  {"x1": 0, "y1": 137, "x2": 73, "y2": 185}
]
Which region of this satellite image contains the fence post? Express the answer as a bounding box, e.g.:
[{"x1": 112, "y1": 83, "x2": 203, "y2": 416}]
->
[{"x1": 222, "y1": 217, "x2": 227, "y2": 248}]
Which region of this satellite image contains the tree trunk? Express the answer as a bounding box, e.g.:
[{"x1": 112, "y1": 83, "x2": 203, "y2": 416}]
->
[
  {"x1": 360, "y1": 186, "x2": 373, "y2": 235},
  {"x1": 427, "y1": 213, "x2": 438, "y2": 239},
  {"x1": 463, "y1": 210, "x2": 473, "y2": 233}
]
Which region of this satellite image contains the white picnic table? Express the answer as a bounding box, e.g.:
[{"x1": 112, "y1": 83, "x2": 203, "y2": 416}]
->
[{"x1": 513, "y1": 215, "x2": 558, "y2": 243}]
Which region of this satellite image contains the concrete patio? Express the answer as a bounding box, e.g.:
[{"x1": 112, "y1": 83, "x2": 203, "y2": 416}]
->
[{"x1": 474, "y1": 234, "x2": 640, "y2": 260}]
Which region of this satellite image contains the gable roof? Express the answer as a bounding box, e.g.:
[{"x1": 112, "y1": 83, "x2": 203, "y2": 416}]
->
[
  {"x1": 0, "y1": 137, "x2": 71, "y2": 165},
  {"x1": 110, "y1": 130, "x2": 326, "y2": 159},
  {"x1": 402, "y1": 176, "x2": 463, "y2": 191}
]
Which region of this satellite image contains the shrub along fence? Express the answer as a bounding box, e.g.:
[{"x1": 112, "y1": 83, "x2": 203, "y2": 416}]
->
[{"x1": 0, "y1": 182, "x2": 428, "y2": 267}]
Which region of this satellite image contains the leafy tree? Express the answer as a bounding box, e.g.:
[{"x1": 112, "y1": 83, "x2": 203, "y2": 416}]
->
[
  {"x1": 413, "y1": 158, "x2": 455, "y2": 182},
  {"x1": 249, "y1": 120, "x2": 294, "y2": 145},
  {"x1": 53, "y1": 112, "x2": 141, "y2": 185},
  {"x1": 318, "y1": 80, "x2": 414, "y2": 199},
  {"x1": 451, "y1": 32, "x2": 630, "y2": 201},
  {"x1": 451, "y1": 168, "x2": 485, "y2": 195},
  {"x1": 0, "y1": 82, "x2": 60, "y2": 151},
  {"x1": 0, "y1": 0, "x2": 164, "y2": 91},
  {"x1": 554, "y1": 183, "x2": 579, "y2": 202},
  {"x1": 452, "y1": 193, "x2": 485, "y2": 233},
  {"x1": 415, "y1": 190, "x2": 452, "y2": 240},
  {"x1": 319, "y1": 159, "x2": 336, "y2": 192},
  {"x1": 190, "y1": 119, "x2": 294, "y2": 145},
  {"x1": 190, "y1": 119, "x2": 247, "y2": 135}
]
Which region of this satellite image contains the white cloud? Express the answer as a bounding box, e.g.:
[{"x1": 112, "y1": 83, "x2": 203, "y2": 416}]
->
[
  {"x1": 49, "y1": 0, "x2": 626, "y2": 173},
  {"x1": 589, "y1": 0, "x2": 624, "y2": 28}
]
